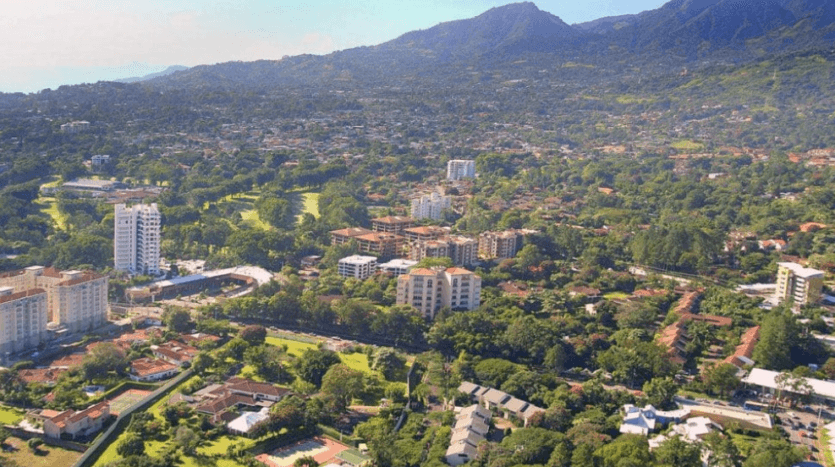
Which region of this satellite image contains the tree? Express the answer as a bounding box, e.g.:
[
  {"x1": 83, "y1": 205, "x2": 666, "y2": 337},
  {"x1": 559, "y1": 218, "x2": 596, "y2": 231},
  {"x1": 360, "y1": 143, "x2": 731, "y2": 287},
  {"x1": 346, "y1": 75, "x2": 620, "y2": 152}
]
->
[
  {"x1": 296, "y1": 348, "x2": 341, "y2": 387},
  {"x1": 703, "y1": 432, "x2": 741, "y2": 467},
  {"x1": 752, "y1": 310, "x2": 797, "y2": 370},
  {"x1": 642, "y1": 377, "x2": 679, "y2": 410},
  {"x1": 653, "y1": 436, "x2": 702, "y2": 467},
  {"x1": 593, "y1": 434, "x2": 651, "y2": 467},
  {"x1": 27, "y1": 438, "x2": 43, "y2": 452},
  {"x1": 702, "y1": 363, "x2": 741, "y2": 397},
  {"x1": 0, "y1": 426, "x2": 10, "y2": 447},
  {"x1": 320, "y1": 364, "x2": 365, "y2": 412},
  {"x1": 191, "y1": 352, "x2": 215, "y2": 375},
  {"x1": 239, "y1": 325, "x2": 267, "y2": 346},
  {"x1": 163, "y1": 307, "x2": 192, "y2": 333},
  {"x1": 293, "y1": 456, "x2": 318, "y2": 467},
  {"x1": 117, "y1": 432, "x2": 146, "y2": 457},
  {"x1": 174, "y1": 425, "x2": 200, "y2": 455},
  {"x1": 82, "y1": 342, "x2": 128, "y2": 381},
  {"x1": 371, "y1": 348, "x2": 404, "y2": 381},
  {"x1": 743, "y1": 438, "x2": 805, "y2": 467}
]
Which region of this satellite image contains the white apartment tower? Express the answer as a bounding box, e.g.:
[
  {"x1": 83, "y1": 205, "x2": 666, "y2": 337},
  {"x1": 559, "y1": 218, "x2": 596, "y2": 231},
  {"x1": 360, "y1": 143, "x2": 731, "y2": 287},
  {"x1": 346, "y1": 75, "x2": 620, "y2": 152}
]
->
[
  {"x1": 115, "y1": 203, "x2": 161, "y2": 276},
  {"x1": 0, "y1": 287, "x2": 47, "y2": 355},
  {"x1": 775, "y1": 262, "x2": 824, "y2": 307},
  {"x1": 411, "y1": 192, "x2": 452, "y2": 220},
  {"x1": 337, "y1": 255, "x2": 378, "y2": 280},
  {"x1": 396, "y1": 267, "x2": 481, "y2": 319},
  {"x1": 447, "y1": 160, "x2": 476, "y2": 181}
]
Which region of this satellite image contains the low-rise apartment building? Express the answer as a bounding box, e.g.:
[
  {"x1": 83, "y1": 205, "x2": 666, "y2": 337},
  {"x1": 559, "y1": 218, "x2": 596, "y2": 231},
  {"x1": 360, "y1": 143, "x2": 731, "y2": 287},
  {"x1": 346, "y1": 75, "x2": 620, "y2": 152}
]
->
[
  {"x1": 338, "y1": 255, "x2": 379, "y2": 279},
  {"x1": 371, "y1": 216, "x2": 414, "y2": 234},
  {"x1": 0, "y1": 287, "x2": 48, "y2": 355}
]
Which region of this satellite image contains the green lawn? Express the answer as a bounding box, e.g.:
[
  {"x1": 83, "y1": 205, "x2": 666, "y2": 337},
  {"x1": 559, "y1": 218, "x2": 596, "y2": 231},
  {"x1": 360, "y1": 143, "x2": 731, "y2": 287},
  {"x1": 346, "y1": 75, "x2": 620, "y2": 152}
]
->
[
  {"x1": 340, "y1": 351, "x2": 373, "y2": 374},
  {"x1": 37, "y1": 197, "x2": 67, "y2": 230},
  {"x1": 0, "y1": 405, "x2": 25, "y2": 424},
  {"x1": 603, "y1": 291, "x2": 630, "y2": 300},
  {"x1": 265, "y1": 336, "x2": 320, "y2": 357},
  {"x1": 0, "y1": 436, "x2": 82, "y2": 467},
  {"x1": 671, "y1": 139, "x2": 704, "y2": 151},
  {"x1": 300, "y1": 192, "x2": 320, "y2": 218}
]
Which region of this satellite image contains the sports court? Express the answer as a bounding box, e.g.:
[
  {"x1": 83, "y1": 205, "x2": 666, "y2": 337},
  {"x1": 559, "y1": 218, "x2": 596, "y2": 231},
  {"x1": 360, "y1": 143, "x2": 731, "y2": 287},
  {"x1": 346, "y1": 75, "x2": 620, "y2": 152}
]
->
[
  {"x1": 108, "y1": 389, "x2": 152, "y2": 415},
  {"x1": 256, "y1": 437, "x2": 349, "y2": 467}
]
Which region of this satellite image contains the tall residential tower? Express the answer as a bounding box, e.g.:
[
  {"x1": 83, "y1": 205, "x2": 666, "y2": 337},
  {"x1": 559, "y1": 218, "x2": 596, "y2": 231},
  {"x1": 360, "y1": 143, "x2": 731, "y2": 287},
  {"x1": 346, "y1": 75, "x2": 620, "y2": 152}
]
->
[{"x1": 114, "y1": 203, "x2": 161, "y2": 276}]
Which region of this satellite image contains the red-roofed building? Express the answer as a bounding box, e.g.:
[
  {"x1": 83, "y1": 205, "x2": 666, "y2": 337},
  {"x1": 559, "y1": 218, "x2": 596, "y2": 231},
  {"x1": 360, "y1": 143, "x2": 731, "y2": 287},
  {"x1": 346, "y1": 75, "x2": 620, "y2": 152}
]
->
[
  {"x1": 44, "y1": 401, "x2": 111, "y2": 439},
  {"x1": 371, "y1": 216, "x2": 414, "y2": 234},
  {"x1": 723, "y1": 326, "x2": 760, "y2": 369},
  {"x1": 152, "y1": 340, "x2": 199, "y2": 366},
  {"x1": 130, "y1": 357, "x2": 179, "y2": 382},
  {"x1": 18, "y1": 368, "x2": 67, "y2": 385}
]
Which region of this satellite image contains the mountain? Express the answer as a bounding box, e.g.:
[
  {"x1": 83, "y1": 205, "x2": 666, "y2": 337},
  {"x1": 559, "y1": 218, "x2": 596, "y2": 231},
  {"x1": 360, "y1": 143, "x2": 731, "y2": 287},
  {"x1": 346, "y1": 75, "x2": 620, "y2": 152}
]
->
[
  {"x1": 114, "y1": 65, "x2": 189, "y2": 83},
  {"x1": 139, "y1": 0, "x2": 835, "y2": 92},
  {"x1": 378, "y1": 2, "x2": 579, "y2": 59}
]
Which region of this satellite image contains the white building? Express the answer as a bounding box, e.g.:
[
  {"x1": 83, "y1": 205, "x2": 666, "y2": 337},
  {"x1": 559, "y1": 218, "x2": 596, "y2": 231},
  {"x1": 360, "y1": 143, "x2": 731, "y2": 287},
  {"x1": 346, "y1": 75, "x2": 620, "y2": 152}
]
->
[
  {"x1": 0, "y1": 266, "x2": 108, "y2": 335},
  {"x1": 114, "y1": 203, "x2": 161, "y2": 276},
  {"x1": 396, "y1": 267, "x2": 481, "y2": 319},
  {"x1": 377, "y1": 259, "x2": 417, "y2": 277},
  {"x1": 447, "y1": 160, "x2": 475, "y2": 181},
  {"x1": 411, "y1": 192, "x2": 451, "y2": 220},
  {"x1": 337, "y1": 255, "x2": 378, "y2": 280},
  {"x1": 0, "y1": 287, "x2": 47, "y2": 355},
  {"x1": 774, "y1": 262, "x2": 824, "y2": 307},
  {"x1": 445, "y1": 404, "x2": 491, "y2": 466}
]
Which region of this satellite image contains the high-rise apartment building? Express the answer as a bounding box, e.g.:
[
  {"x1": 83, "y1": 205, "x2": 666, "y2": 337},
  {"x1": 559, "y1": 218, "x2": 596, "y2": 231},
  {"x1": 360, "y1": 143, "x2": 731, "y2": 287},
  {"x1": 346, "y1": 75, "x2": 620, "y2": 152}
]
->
[
  {"x1": 447, "y1": 160, "x2": 476, "y2": 181},
  {"x1": 0, "y1": 287, "x2": 47, "y2": 355},
  {"x1": 478, "y1": 230, "x2": 523, "y2": 260},
  {"x1": 775, "y1": 262, "x2": 824, "y2": 307},
  {"x1": 115, "y1": 203, "x2": 161, "y2": 275},
  {"x1": 396, "y1": 267, "x2": 481, "y2": 319},
  {"x1": 0, "y1": 266, "x2": 108, "y2": 338},
  {"x1": 411, "y1": 192, "x2": 451, "y2": 220}
]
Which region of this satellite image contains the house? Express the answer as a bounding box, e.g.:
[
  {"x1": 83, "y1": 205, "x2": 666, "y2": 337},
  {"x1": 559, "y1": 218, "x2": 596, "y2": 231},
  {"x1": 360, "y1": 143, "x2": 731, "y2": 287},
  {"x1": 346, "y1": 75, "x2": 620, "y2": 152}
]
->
[
  {"x1": 619, "y1": 404, "x2": 687, "y2": 436},
  {"x1": 18, "y1": 368, "x2": 67, "y2": 385},
  {"x1": 445, "y1": 404, "x2": 491, "y2": 467},
  {"x1": 130, "y1": 357, "x2": 179, "y2": 382},
  {"x1": 193, "y1": 378, "x2": 291, "y2": 424},
  {"x1": 152, "y1": 340, "x2": 200, "y2": 366},
  {"x1": 648, "y1": 416, "x2": 721, "y2": 450},
  {"x1": 723, "y1": 326, "x2": 760, "y2": 370},
  {"x1": 44, "y1": 401, "x2": 111, "y2": 439},
  {"x1": 457, "y1": 381, "x2": 544, "y2": 426}
]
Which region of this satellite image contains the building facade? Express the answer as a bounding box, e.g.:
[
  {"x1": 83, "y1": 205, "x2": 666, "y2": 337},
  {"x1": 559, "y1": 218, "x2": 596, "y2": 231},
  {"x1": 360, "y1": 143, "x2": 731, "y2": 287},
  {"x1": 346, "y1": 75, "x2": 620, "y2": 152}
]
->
[
  {"x1": 114, "y1": 203, "x2": 161, "y2": 276},
  {"x1": 411, "y1": 192, "x2": 451, "y2": 220},
  {"x1": 775, "y1": 262, "x2": 824, "y2": 307},
  {"x1": 371, "y1": 216, "x2": 414, "y2": 234},
  {"x1": 0, "y1": 266, "x2": 108, "y2": 335},
  {"x1": 447, "y1": 160, "x2": 476, "y2": 181},
  {"x1": 338, "y1": 255, "x2": 378, "y2": 280},
  {"x1": 396, "y1": 267, "x2": 481, "y2": 319},
  {"x1": 0, "y1": 287, "x2": 47, "y2": 355},
  {"x1": 478, "y1": 230, "x2": 523, "y2": 260}
]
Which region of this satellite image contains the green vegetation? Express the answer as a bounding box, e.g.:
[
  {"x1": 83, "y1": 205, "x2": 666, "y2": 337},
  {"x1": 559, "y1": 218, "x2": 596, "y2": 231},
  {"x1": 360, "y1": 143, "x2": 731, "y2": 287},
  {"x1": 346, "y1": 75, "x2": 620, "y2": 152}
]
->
[
  {"x1": 670, "y1": 139, "x2": 704, "y2": 151},
  {"x1": 0, "y1": 436, "x2": 82, "y2": 467},
  {"x1": 0, "y1": 406, "x2": 24, "y2": 424}
]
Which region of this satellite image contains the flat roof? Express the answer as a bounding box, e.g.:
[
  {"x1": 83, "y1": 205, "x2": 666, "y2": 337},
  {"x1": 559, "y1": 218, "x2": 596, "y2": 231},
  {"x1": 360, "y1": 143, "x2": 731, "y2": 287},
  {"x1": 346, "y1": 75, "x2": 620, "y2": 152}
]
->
[
  {"x1": 779, "y1": 262, "x2": 824, "y2": 278},
  {"x1": 744, "y1": 368, "x2": 835, "y2": 399}
]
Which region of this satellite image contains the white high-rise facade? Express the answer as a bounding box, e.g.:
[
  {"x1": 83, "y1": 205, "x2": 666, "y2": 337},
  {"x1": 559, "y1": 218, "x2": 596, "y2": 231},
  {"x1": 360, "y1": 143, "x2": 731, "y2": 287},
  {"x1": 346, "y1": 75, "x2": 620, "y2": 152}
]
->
[
  {"x1": 447, "y1": 160, "x2": 476, "y2": 181},
  {"x1": 411, "y1": 192, "x2": 452, "y2": 220},
  {"x1": 115, "y1": 203, "x2": 161, "y2": 276}
]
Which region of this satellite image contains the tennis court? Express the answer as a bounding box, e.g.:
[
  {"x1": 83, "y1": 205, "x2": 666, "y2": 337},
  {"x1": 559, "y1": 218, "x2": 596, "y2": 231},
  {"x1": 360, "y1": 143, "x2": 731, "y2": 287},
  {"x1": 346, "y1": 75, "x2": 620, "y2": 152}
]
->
[
  {"x1": 108, "y1": 389, "x2": 152, "y2": 415},
  {"x1": 256, "y1": 437, "x2": 349, "y2": 467}
]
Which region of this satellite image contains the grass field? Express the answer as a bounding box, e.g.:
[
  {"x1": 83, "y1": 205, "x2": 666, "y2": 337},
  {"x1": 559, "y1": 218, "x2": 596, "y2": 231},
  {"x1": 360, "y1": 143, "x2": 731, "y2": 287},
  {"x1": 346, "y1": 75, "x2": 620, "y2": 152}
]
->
[
  {"x1": 603, "y1": 291, "x2": 630, "y2": 300},
  {"x1": 0, "y1": 436, "x2": 82, "y2": 467},
  {"x1": 671, "y1": 139, "x2": 705, "y2": 151},
  {"x1": 0, "y1": 405, "x2": 24, "y2": 424},
  {"x1": 265, "y1": 336, "x2": 320, "y2": 357},
  {"x1": 300, "y1": 192, "x2": 320, "y2": 219},
  {"x1": 37, "y1": 197, "x2": 67, "y2": 230}
]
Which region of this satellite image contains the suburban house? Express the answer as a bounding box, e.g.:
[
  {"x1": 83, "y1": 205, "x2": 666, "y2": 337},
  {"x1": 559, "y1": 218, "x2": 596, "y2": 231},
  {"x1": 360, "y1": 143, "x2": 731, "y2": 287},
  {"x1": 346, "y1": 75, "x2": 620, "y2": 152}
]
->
[
  {"x1": 446, "y1": 404, "x2": 491, "y2": 467},
  {"x1": 44, "y1": 401, "x2": 111, "y2": 439},
  {"x1": 192, "y1": 378, "x2": 292, "y2": 424},
  {"x1": 619, "y1": 404, "x2": 689, "y2": 436},
  {"x1": 130, "y1": 357, "x2": 179, "y2": 382},
  {"x1": 457, "y1": 381, "x2": 544, "y2": 426},
  {"x1": 152, "y1": 340, "x2": 200, "y2": 366}
]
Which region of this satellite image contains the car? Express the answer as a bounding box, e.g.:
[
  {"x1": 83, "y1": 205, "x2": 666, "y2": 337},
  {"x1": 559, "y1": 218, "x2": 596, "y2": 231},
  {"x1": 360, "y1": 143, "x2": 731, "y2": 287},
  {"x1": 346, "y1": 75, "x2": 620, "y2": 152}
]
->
[{"x1": 810, "y1": 421, "x2": 818, "y2": 428}]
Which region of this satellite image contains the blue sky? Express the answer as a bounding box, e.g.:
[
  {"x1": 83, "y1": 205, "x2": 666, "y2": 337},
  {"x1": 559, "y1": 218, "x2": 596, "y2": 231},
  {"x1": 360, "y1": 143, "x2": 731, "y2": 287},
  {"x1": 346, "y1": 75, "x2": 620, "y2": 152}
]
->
[{"x1": 0, "y1": 0, "x2": 666, "y2": 94}]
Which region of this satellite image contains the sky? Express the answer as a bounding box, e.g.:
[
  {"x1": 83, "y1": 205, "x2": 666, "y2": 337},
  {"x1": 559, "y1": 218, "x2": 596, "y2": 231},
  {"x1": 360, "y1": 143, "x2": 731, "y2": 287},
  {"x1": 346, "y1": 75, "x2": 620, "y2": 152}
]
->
[{"x1": 0, "y1": 0, "x2": 667, "y2": 94}]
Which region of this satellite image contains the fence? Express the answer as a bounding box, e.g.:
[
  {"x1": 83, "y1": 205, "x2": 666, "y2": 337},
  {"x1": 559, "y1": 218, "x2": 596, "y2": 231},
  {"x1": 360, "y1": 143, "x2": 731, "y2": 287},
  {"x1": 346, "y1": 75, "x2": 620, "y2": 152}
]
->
[{"x1": 72, "y1": 369, "x2": 194, "y2": 467}]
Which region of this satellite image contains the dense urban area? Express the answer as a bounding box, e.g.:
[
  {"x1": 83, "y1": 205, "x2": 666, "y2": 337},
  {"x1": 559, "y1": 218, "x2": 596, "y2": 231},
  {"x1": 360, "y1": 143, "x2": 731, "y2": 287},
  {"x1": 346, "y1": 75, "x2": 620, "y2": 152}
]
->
[{"x1": 3, "y1": 1, "x2": 835, "y2": 467}]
